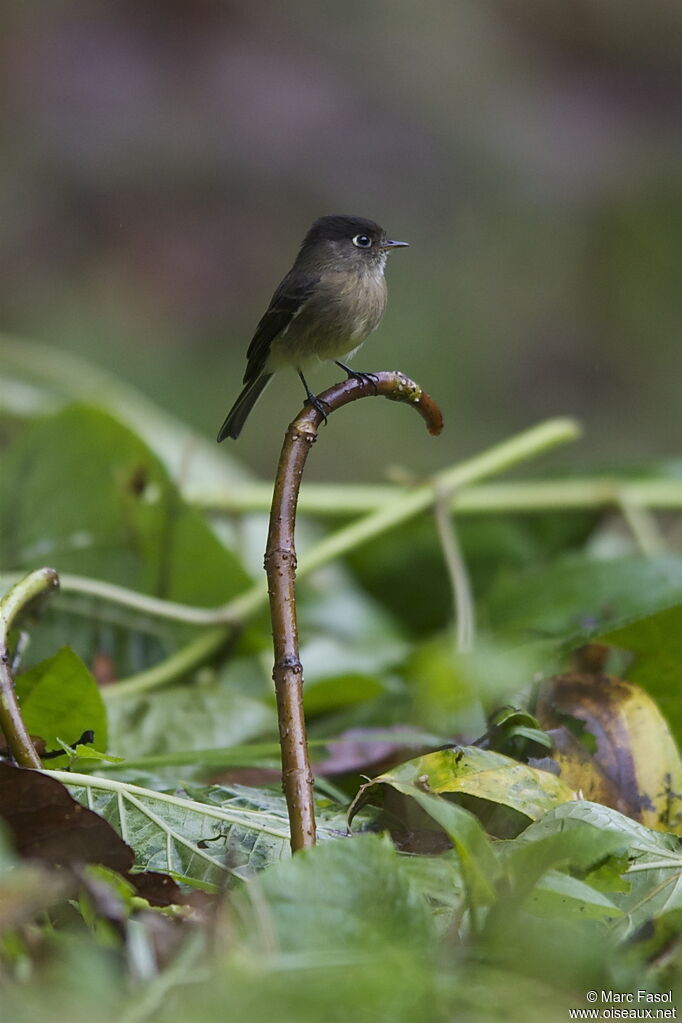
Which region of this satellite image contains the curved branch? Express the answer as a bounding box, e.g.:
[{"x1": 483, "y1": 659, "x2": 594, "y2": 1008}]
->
[
  {"x1": 0, "y1": 567, "x2": 59, "y2": 767},
  {"x1": 266, "y1": 372, "x2": 443, "y2": 853}
]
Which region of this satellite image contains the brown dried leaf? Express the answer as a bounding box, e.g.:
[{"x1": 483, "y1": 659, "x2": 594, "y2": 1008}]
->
[{"x1": 0, "y1": 762, "x2": 134, "y2": 871}]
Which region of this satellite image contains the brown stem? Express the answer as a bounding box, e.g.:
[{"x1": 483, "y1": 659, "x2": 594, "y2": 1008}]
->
[
  {"x1": 0, "y1": 567, "x2": 60, "y2": 768},
  {"x1": 265, "y1": 371, "x2": 443, "y2": 852}
]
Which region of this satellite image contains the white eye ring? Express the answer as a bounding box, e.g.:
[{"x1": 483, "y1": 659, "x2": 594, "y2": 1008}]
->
[{"x1": 352, "y1": 234, "x2": 372, "y2": 248}]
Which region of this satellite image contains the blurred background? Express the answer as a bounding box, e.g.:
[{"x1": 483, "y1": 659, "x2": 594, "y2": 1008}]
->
[{"x1": 0, "y1": 0, "x2": 680, "y2": 480}]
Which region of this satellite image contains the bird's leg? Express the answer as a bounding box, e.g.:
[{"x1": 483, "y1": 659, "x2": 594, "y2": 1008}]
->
[
  {"x1": 335, "y1": 361, "x2": 379, "y2": 393},
  {"x1": 299, "y1": 371, "x2": 330, "y2": 425}
]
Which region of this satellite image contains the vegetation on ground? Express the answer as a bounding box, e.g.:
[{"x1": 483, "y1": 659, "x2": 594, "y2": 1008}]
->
[{"x1": 1, "y1": 338, "x2": 682, "y2": 1021}]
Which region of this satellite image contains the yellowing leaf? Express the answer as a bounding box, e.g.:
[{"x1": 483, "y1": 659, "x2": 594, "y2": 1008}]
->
[
  {"x1": 383, "y1": 746, "x2": 574, "y2": 821},
  {"x1": 536, "y1": 673, "x2": 682, "y2": 834},
  {"x1": 349, "y1": 746, "x2": 575, "y2": 853}
]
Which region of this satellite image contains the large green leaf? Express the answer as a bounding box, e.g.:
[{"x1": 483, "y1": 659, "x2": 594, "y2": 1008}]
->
[
  {"x1": 105, "y1": 664, "x2": 276, "y2": 763},
  {"x1": 252, "y1": 832, "x2": 436, "y2": 951},
  {"x1": 502, "y1": 820, "x2": 628, "y2": 904},
  {"x1": 518, "y1": 800, "x2": 680, "y2": 856},
  {"x1": 51, "y1": 772, "x2": 292, "y2": 885},
  {"x1": 0, "y1": 403, "x2": 250, "y2": 602},
  {"x1": 598, "y1": 603, "x2": 682, "y2": 742},
  {"x1": 513, "y1": 800, "x2": 682, "y2": 932},
  {"x1": 0, "y1": 404, "x2": 252, "y2": 673},
  {"x1": 405, "y1": 633, "x2": 553, "y2": 735},
  {"x1": 528, "y1": 869, "x2": 623, "y2": 922},
  {"x1": 484, "y1": 555, "x2": 682, "y2": 646}
]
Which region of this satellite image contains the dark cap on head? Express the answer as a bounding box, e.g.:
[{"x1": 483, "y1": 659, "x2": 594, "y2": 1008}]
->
[
  {"x1": 300, "y1": 215, "x2": 408, "y2": 256},
  {"x1": 303, "y1": 215, "x2": 384, "y2": 246}
]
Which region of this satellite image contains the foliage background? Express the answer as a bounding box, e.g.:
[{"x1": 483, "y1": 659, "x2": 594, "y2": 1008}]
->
[{"x1": 1, "y1": 1, "x2": 680, "y2": 478}]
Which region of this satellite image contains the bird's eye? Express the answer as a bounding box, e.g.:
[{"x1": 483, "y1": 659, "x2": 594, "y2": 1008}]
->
[{"x1": 352, "y1": 234, "x2": 372, "y2": 248}]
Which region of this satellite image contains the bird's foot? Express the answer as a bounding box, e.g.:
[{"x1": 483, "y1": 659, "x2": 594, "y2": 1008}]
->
[
  {"x1": 335, "y1": 362, "x2": 379, "y2": 393},
  {"x1": 299, "y1": 370, "x2": 331, "y2": 426},
  {"x1": 304, "y1": 393, "x2": 331, "y2": 425}
]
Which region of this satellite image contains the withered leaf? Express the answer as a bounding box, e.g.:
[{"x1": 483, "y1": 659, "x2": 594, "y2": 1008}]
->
[
  {"x1": 0, "y1": 764, "x2": 190, "y2": 907},
  {"x1": 0, "y1": 762, "x2": 134, "y2": 872},
  {"x1": 535, "y1": 673, "x2": 682, "y2": 833}
]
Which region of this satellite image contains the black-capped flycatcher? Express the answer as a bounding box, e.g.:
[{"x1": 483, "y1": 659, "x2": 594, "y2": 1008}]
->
[{"x1": 217, "y1": 214, "x2": 408, "y2": 441}]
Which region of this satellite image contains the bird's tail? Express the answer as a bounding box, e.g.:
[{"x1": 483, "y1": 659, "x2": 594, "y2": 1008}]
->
[{"x1": 217, "y1": 373, "x2": 273, "y2": 442}]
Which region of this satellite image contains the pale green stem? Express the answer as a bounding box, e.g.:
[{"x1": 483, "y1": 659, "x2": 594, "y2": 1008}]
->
[
  {"x1": 0, "y1": 566, "x2": 59, "y2": 638},
  {"x1": 6, "y1": 478, "x2": 680, "y2": 639},
  {"x1": 617, "y1": 496, "x2": 666, "y2": 557},
  {"x1": 295, "y1": 418, "x2": 581, "y2": 576},
  {"x1": 0, "y1": 571, "x2": 265, "y2": 627},
  {"x1": 44, "y1": 769, "x2": 291, "y2": 840},
  {"x1": 1, "y1": 465, "x2": 673, "y2": 630},
  {"x1": 433, "y1": 484, "x2": 475, "y2": 653},
  {"x1": 103, "y1": 625, "x2": 228, "y2": 701},
  {"x1": 197, "y1": 477, "x2": 682, "y2": 516},
  {"x1": 627, "y1": 860, "x2": 682, "y2": 873},
  {"x1": 0, "y1": 567, "x2": 59, "y2": 767}
]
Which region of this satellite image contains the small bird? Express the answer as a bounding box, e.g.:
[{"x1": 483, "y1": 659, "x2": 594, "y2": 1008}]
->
[{"x1": 217, "y1": 214, "x2": 408, "y2": 441}]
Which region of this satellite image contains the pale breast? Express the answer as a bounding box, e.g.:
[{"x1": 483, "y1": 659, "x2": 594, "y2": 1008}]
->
[{"x1": 267, "y1": 268, "x2": 388, "y2": 369}]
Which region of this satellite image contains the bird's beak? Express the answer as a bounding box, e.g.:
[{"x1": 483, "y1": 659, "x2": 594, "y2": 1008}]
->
[{"x1": 382, "y1": 239, "x2": 409, "y2": 249}]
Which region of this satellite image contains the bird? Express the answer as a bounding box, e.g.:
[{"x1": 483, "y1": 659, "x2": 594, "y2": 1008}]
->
[{"x1": 216, "y1": 214, "x2": 408, "y2": 441}]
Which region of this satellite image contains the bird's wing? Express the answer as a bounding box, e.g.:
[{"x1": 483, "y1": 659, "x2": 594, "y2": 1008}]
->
[{"x1": 243, "y1": 271, "x2": 320, "y2": 383}]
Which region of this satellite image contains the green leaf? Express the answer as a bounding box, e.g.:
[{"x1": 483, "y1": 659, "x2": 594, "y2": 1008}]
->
[
  {"x1": 105, "y1": 664, "x2": 276, "y2": 763},
  {"x1": 519, "y1": 800, "x2": 680, "y2": 857},
  {"x1": 405, "y1": 633, "x2": 552, "y2": 735},
  {"x1": 59, "y1": 741, "x2": 124, "y2": 764},
  {"x1": 397, "y1": 785, "x2": 499, "y2": 903},
  {"x1": 52, "y1": 772, "x2": 293, "y2": 884},
  {"x1": 503, "y1": 820, "x2": 628, "y2": 904},
  {"x1": 624, "y1": 865, "x2": 682, "y2": 930},
  {"x1": 0, "y1": 404, "x2": 252, "y2": 673},
  {"x1": 253, "y1": 832, "x2": 436, "y2": 952},
  {"x1": 485, "y1": 554, "x2": 682, "y2": 646},
  {"x1": 51, "y1": 772, "x2": 352, "y2": 887},
  {"x1": 15, "y1": 647, "x2": 107, "y2": 754},
  {"x1": 528, "y1": 869, "x2": 623, "y2": 921},
  {"x1": 516, "y1": 800, "x2": 682, "y2": 928},
  {"x1": 350, "y1": 777, "x2": 499, "y2": 903},
  {"x1": 0, "y1": 404, "x2": 249, "y2": 601},
  {"x1": 598, "y1": 603, "x2": 682, "y2": 742},
  {"x1": 477, "y1": 706, "x2": 553, "y2": 758}
]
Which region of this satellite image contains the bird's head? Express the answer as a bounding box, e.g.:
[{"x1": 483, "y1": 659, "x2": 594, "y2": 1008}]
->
[{"x1": 298, "y1": 215, "x2": 408, "y2": 272}]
